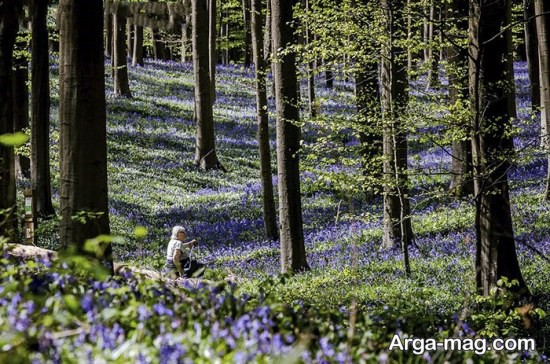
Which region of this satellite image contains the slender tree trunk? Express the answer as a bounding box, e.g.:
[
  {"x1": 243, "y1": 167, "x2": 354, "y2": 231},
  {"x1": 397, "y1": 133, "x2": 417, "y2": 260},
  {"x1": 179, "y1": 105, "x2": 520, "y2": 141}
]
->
[
  {"x1": 263, "y1": 0, "x2": 271, "y2": 62},
  {"x1": 447, "y1": 0, "x2": 473, "y2": 197},
  {"x1": 208, "y1": 0, "x2": 217, "y2": 102},
  {"x1": 31, "y1": 0, "x2": 54, "y2": 217},
  {"x1": 127, "y1": 18, "x2": 133, "y2": 59},
  {"x1": 105, "y1": 13, "x2": 113, "y2": 58},
  {"x1": 356, "y1": 65, "x2": 382, "y2": 200},
  {"x1": 0, "y1": 2, "x2": 21, "y2": 242},
  {"x1": 524, "y1": 0, "x2": 540, "y2": 110},
  {"x1": 251, "y1": 0, "x2": 278, "y2": 240},
  {"x1": 469, "y1": 0, "x2": 528, "y2": 296},
  {"x1": 505, "y1": 2, "x2": 517, "y2": 119},
  {"x1": 534, "y1": 0, "x2": 550, "y2": 199},
  {"x1": 381, "y1": 0, "x2": 413, "y2": 260},
  {"x1": 242, "y1": 0, "x2": 252, "y2": 67},
  {"x1": 113, "y1": 8, "x2": 132, "y2": 97},
  {"x1": 13, "y1": 31, "x2": 30, "y2": 179},
  {"x1": 193, "y1": 0, "x2": 223, "y2": 170},
  {"x1": 325, "y1": 65, "x2": 334, "y2": 89},
  {"x1": 426, "y1": 1, "x2": 440, "y2": 89},
  {"x1": 181, "y1": 17, "x2": 191, "y2": 63},
  {"x1": 58, "y1": 0, "x2": 113, "y2": 272},
  {"x1": 304, "y1": 0, "x2": 316, "y2": 118},
  {"x1": 133, "y1": 25, "x2": 144, "y2": 66},
  {"x1": 151, "y1": 28, "x2": 164, "y2": 60},
  {"x1": 272, "y1": 0, "x2": 309, "y2": 273}
]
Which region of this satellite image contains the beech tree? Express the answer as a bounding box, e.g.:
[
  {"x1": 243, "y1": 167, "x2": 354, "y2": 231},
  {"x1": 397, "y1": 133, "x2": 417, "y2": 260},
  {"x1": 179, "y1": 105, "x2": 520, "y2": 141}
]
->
[
  {"x1": 380, "y1": 0, "x2": 413, "y2": 259},
  {"x1": 31, "y1": 0, "x2": 55, "y2": 217},
  {"x1": 272, "y1": 0, "x2": 309, "y2": 273},
  {"x1": 113, "y1": 4, "x2": 132, "y2": 97},
  {"x1": 192, "y1": 0, "x2": 223, "y2": 170},
  {"x1": 534, "y1": 0, "x2": 550, "y2": 198},
  {"x1": 132, "y1": 24, "x2": 144, "y2": 67},
  {"x1": 13, "y1": 26, "x2": 30, "y2": 179},
  {"x1": 58, "y1": 0, "x2": 112, "y2": 272},
  {"x1": 0, "y1": 2, "x2": 21, "y2": 242},
  {"x1": 469, "y1": 0, "x2": 528, "y2": 295},
  {"x1": 524, "y1": 0, "x2": 540, "y2": 110},
  {"x1": 251, "y1": 0, "x2": 278, "y2": 240},
  {"x1": 446, "y1": 0, "x2": 473, "y2": 197}
]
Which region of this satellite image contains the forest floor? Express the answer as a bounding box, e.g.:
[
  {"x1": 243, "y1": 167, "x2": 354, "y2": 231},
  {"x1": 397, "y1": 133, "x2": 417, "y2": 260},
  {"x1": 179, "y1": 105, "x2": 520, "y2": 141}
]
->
[{"x1": 4, "y1": 59, "x2": 549, "y2": 362}]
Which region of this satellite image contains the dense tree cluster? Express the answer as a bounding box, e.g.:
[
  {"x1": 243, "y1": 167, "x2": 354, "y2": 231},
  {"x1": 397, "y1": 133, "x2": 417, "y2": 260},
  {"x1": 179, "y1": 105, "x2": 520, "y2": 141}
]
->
[{"x1": 2, "y1": 0, "x2": 549, "y2": 296}]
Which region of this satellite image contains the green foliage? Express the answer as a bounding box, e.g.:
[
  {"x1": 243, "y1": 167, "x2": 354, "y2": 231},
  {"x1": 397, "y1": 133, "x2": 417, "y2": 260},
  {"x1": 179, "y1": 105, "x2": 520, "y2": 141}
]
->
[
  {"x1": 0, "y1": 132, "x2": 30, "y2": 147},
  {"x1": 0, "y1": 251, "x2": 545, "y2": 362}
]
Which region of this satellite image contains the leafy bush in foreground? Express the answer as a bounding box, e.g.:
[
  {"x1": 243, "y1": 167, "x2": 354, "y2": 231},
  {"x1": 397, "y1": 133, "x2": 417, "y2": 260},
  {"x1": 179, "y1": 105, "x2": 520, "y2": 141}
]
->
[{"x1": 0, "y1": 249, "x2": 546, "y2": 363}]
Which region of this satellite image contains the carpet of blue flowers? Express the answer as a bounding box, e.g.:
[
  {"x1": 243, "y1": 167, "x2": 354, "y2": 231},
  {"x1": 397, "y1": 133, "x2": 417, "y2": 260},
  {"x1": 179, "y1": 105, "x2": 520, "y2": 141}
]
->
[{"x1": 1, "y1": 60, "x2": 549, "y2": 362}]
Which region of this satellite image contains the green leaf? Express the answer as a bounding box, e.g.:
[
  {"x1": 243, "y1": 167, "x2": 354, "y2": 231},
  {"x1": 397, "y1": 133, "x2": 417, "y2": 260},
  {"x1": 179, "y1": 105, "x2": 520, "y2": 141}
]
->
[
  {"x1": 133, "y1": 226, "x2": 148, "y2": 239},
  {"x1": 0, "y1": 132, "x2": 30, "y2": 147},
  {"x1": 64, "y1": 294, "x2": 79, "y2": 312}
]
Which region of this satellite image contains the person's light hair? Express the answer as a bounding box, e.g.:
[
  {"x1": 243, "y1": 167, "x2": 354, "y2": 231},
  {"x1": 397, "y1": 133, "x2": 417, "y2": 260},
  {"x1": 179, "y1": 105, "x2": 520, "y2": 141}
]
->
[{"x1": 171, "y1": 225, "x2": 186, "y2": 240}]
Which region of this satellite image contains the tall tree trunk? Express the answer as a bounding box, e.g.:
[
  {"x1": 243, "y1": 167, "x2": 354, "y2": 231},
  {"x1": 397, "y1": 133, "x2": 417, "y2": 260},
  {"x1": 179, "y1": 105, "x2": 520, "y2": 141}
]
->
[
  {"x1": 534, "y1": 0, "x2": 550, "y2": 199},
  {"x1": 105, "y1": 13, "x2": 112, "y2": 58},
  {"x1": 524, "y1": 0, "x2": 540, "y2": 110},
  {"x1": 325, "y1": 65, "x2": 334, "y2": 89},
  {"x1": 447, "y1": 0, "x2": 473, "y2": 197},
  {"x1": 31, "y1": 0, "x2": 54, "y2": 217},
  {"x1": 13, "y1": 31, "x2": 30, "y2": 179},
  {"x1": 113, "y1": 8, "x2": 132, "y2": 97},
  {"x1": 193, "y1": 0, "x2": 223, "y2": 170},
  {"x1": 58, "y1": 0, "x2": 113, "y2": 272},
  {"x1": 356, "y1": 64, "x2": 382, "y2": 200},
  {"x1": 0, "y1": 2, "x2": 21, "y2": 242},
  {"x1": 272, "y1": 0, "x2": 309, "y2": 273},
  {"x1": 381, "y1": 0, "x2": 413, "y2": 262},
  {"x1": 304, "y1": 0, "x2": 316, "y2": 118},
  {"x1": 127, "y1": 18, "x2": 133, "y2": 59},
  {"x1": 251, "y1": 0, "x2": 278, "y2": 240},
  {"x1": 242, "y1": 0, "x2": 252, "y2": 67},
  {"x1": 426, "y1": 1, "x2": 440, "y2": 89},
  {"x1": 208, "y1": 0, "x2": 217, "y2": 102},
  {"x1": 263, "y1": 0, "x2": 271, "y2": 63},
  {"x1": 469, "y1": 0, "x2": 528, "y2": 296},
  {"x1": 151, "y1": 28, "x2": 164, "y2": 60},
  {"x1": 133, "y1": 24, "x2": 144, "y2": 66},
  {"x1": 181, "y1": 17, "x2": 191, "y2": 63}
]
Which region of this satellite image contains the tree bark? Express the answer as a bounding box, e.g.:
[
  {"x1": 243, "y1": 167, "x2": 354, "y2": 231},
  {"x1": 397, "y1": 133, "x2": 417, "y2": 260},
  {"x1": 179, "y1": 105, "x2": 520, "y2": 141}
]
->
[
  {"x1": 127, "y1": 18, "x2": 133, "y2": 59},
  {"x1": 30, "y1": 0, "x2": 54, "y2": 218},
  {"x1": 58, "y1": 0, "x2": 112, "y2": 272},
  {"x1": 105, "y1": 13, "x2": 112, "y2": 58},
  {"x1": 447, "y1": 0, "x2": 473, "y2": 197},
  {"x1": 263, "y1": 0, "x2": 271, "y2": 63},
  {"x1": 133, "y1": 24, "x2": 144, "y2": 67},
  {"x1": 304, "y1": 0, "x2": 316, "y2": 118},
  {"x1": 356, "y1": 66, "x2": 382, "y2": 200},
  {"x1": 272, "y1": 0, "x2": 309, "y2": 273},
  {"x1": 208, "y1": 0, "x2": 217, "y2": 101},
  {"x1": 242, "y1": 0, "x2": 252, "y2": 67},
  {"x1": 0, "y1": 2, "x2": 21, "y2": 242},
  {"x1": 426, "y1": 0, "x2": 440, "y2": 89},
  {"x1": 181, "y1": 17, "x2": 191, "y2": 63},
  {"x1": 534, "y1": 0, "x2": 550, "y2": 199},
  {"x1": 113, "y1": 8, "x2": 132, "y2": 97},
  {"x1": 469, "y1": 0, "x2": 528, "y2": 296},
  {"x1": 193, "y1": 0, "x2": 223, "y2": 170},
  {"x1": 251, "y1": 0, "x2": 278, "y2": 240},
  {"x1": 381, "y1": 0, "x2": 413, "y2": 260},
  {"x1": 524, "y1": 0, "x2": 540, "y2": 110},
  {"x1": 13, "y1": 31, "x2": 30, "y2": 179}
]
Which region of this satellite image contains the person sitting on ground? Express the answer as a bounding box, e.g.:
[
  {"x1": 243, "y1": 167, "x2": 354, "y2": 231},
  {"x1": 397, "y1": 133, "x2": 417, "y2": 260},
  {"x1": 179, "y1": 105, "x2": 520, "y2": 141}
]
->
[{"x1": 164, "y1": 225, "x2": 205, "y2": 279}]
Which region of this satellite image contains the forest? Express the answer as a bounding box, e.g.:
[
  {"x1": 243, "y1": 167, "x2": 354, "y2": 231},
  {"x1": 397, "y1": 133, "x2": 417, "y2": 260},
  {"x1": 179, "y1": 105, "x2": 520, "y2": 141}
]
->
[{"x1": 0, "y1": 0, "x2": 549, "y2": 362}]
